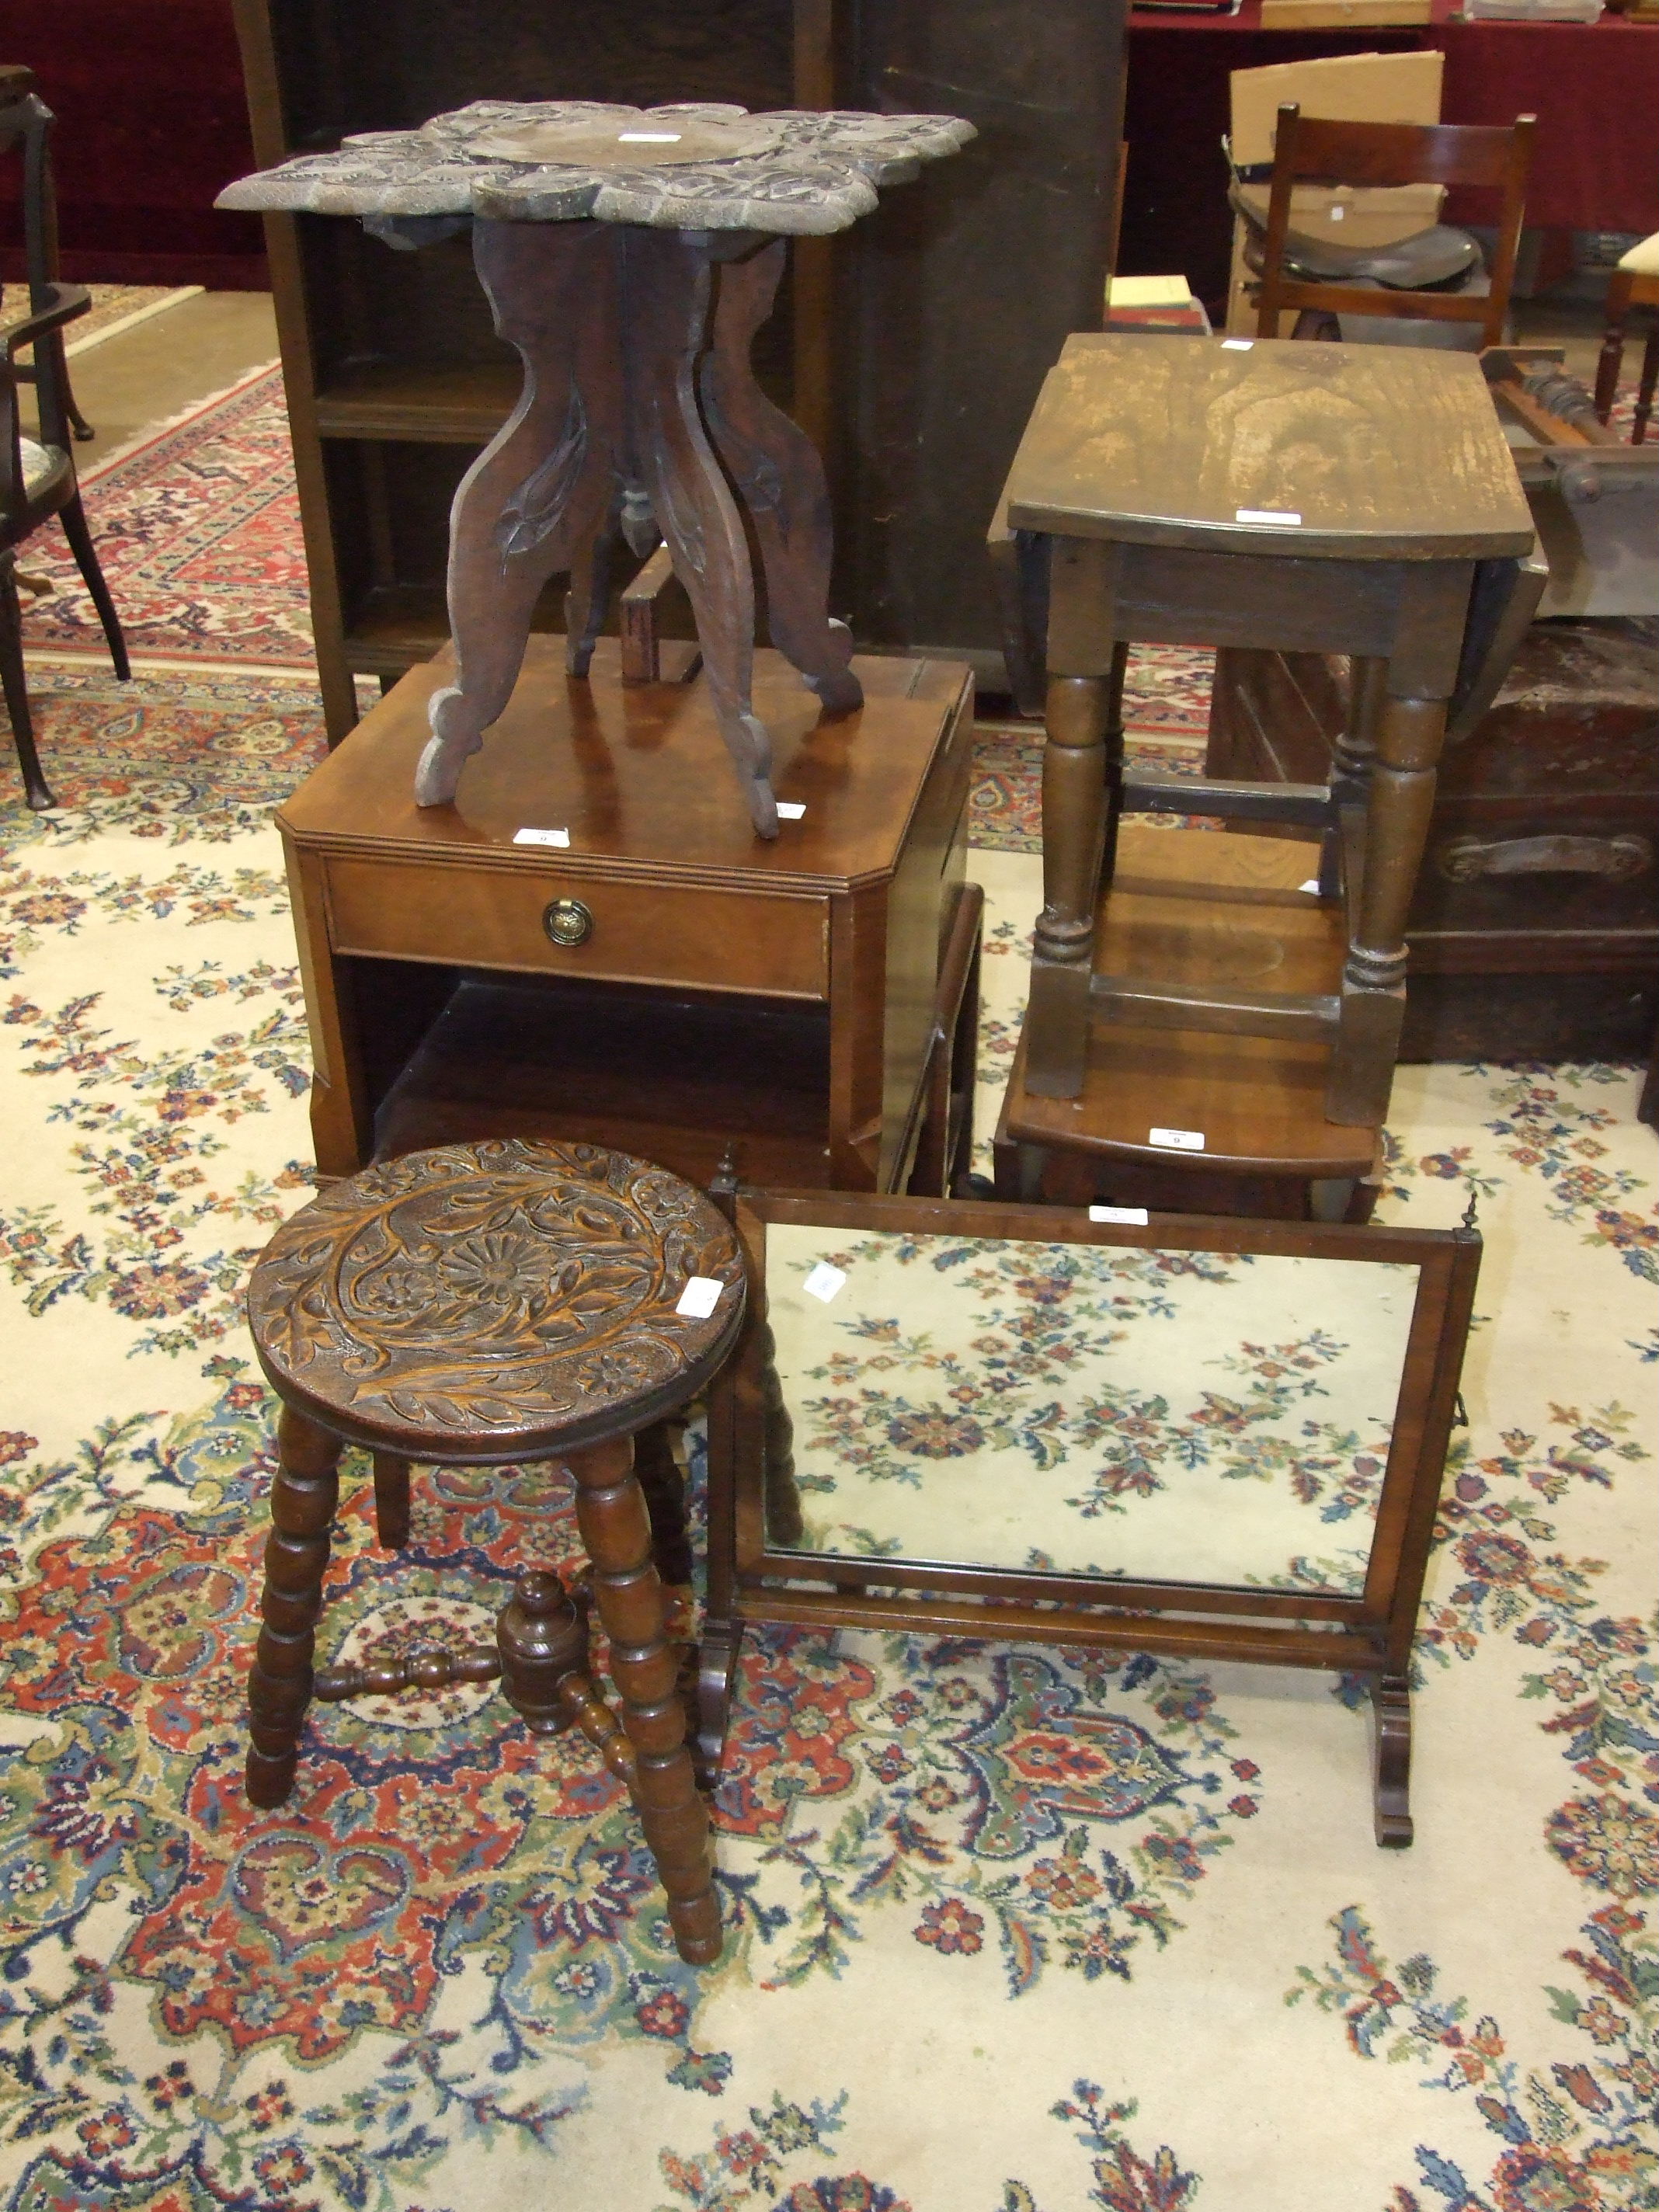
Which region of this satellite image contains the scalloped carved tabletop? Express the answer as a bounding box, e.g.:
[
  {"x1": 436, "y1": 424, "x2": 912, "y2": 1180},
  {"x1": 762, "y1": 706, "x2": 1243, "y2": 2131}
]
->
[
  {"x1": 246, "y1": 1138, "x2": 746, "y2": 1459},
  {"x1": 217, "y1": 103, "x2": 973, "y2": 838},
  {"x1": 216, "y1": 99, "x2": 973, "y2": 236}
]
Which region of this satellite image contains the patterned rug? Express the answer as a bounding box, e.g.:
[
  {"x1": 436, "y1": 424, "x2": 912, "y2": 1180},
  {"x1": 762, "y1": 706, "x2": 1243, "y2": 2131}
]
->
[
  {"x1": 17, "y1": 366, "x2": 310, "y2": 671},
  {"x1": 1, "y1": 682, "x2": 1654, "y2": 2211}
]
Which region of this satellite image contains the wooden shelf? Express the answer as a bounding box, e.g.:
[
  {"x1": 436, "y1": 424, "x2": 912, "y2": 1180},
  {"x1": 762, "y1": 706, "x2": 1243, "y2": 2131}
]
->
[
  {"x1": 315, "y1": 358, "x2": 520, "y2": 443},
  {"x1": 342, "y1": 585, "x2": 565, "y2": 677},
  {"x1": 371, "y1": 973, "x2": 833, "y2": 1185}
]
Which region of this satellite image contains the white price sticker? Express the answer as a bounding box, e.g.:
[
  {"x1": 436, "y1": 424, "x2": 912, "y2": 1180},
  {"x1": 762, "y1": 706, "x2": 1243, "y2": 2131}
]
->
[
  {"x1": 802, "y1": 1262, "x2": 847, "y2": 1303},
  {"x1": 1298, "y1": 878, "x2": 1321, "y2": 895},
  {"x1": 1221, "y1": 338, "x2": 1254, "y2": 350},
  {"x1": 513, "y1": 826, "x2": 570, "y2": 847},
  {"x1": 676, "y1": 1276, "x2": 725, "y2": 1320},
  {"x1": 1149, "y1": 1127, "x2": 1205, "y2": 1152},
  {"x1": 776, "y1": 802, "x2": 807, "y2": 820},
  {"x1": 1090, "y1": 1205, "x2": 1149, "y2": 1226},
  {"x1": 1236, "y1": 509, "x2": 1303, "y2": 527}
]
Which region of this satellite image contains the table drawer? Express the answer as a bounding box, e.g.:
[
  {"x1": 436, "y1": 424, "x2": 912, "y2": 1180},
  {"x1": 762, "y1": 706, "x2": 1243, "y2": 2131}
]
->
[{"x1": 324, "y1": 858, "x2": 830, "y2": 1000}]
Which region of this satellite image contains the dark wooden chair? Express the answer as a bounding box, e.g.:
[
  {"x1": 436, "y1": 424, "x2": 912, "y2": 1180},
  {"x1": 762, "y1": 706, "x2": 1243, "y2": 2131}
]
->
[
  {"x1": 242, "y1": 1136, "x2": 746, "y2": 1967},
  {"x1": 989, "y1": 333, "x2": 1539, "y2": 1217},
  {"x1": 1254, "y1": 105, "x2": 1535, "y2": 353},
  {"x1": 0, "y1": 67, "x2": 94, "y2": 442},
  {"x1": 1594, "y1": 236, "x2": 1659, "y2": 445},
  {"x1": 1, "y1": 71, "x2": 129, "y2": 811}
]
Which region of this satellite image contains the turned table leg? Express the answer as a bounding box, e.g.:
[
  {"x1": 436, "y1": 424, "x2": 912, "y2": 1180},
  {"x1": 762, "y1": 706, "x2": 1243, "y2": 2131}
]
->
[
  {"x1": 1024, "y1": 660, "x2": 1122, "y2": 1098},
  {"x1": 701, "y1": 240, "x2": 861, "y2": 714},
  {"x1": 246, "y1": 1406, "x2": 342, "y2": 1807},
  {"x1": 569, "y1": 1432, "x2": 722, "y2": 1965},
  {"x1": 1328, "y1": 687, "x2": 1447, "y2": 1127}
]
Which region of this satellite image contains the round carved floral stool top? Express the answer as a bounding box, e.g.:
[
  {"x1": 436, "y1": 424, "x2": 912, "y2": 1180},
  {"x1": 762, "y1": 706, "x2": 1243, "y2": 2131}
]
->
[{"x1": 245, "y1": 1139, "x2": 745, "y2": 1462}]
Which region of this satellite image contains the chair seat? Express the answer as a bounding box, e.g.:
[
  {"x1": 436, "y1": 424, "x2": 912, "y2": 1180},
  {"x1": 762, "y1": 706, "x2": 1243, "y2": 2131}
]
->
[
  {"x1": 18, "y1": 434, "x2": 61, "y2": 496},
  {"x1": 247, "y1": 1136, "x2": 745, "y2": 1461},
  {"x1": 1003, "y1": 826, "x2": 1376, "y2": 1177}
]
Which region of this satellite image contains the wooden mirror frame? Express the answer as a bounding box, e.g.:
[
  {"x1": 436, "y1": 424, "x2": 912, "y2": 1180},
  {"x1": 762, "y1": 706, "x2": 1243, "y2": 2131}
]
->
[{"x1": 701, "y1": 1190, "x2": 1481, "y2": 1847}]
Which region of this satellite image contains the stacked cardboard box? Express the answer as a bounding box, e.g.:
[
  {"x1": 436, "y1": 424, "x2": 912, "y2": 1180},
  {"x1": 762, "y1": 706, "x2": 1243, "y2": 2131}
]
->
[{"x1": 1226, "y1": 50, "x2": 1445, "y2": 335}]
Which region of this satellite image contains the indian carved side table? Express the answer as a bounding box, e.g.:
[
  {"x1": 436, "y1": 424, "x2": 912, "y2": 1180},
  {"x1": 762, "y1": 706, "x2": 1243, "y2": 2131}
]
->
[
  {"x1": 218, "y1": 101, "x2": 972, "y2": 836},
  {"x1": 243, "y1": 1137, "x2": 745, "y2": 1966}
]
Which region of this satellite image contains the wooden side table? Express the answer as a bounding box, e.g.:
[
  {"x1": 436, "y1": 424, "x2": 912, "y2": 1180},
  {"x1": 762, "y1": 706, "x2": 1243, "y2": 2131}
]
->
[
  {"x1": 277, "y1": 638, "x2": 976, "y2": 1194},
  {"x1": 996, "y1": 333, "x2": 1535, "y2": 1195}
]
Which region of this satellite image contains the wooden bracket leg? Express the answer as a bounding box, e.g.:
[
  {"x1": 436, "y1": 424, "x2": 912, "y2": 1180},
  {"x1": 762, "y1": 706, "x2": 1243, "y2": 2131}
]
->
[
  {"x1": 569, "y1": 1433, "x2": 722, "y2": 1966},
  {"x1": 695, "y1": 1616, "x2": 745, "y2": 1790},
  {"x1": 1369, "y1": 1671, "x2": 1414, "y2": 1849},
  {"x1": 621, "y1": 226, "x2": 776, "y2": 842},
  {"x1": 246, "y1": 1407, "x2": 342, "y2": 1808},
  {"x1": 701, "y1": 240, "x2": 861, "y2": 715}
]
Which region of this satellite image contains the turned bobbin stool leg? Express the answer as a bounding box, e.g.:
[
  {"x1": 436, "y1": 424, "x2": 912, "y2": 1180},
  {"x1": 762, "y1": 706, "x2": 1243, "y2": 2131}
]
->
[
  {"x1": 569, "y1": 1431, "x2": 722, "y2": 1966},
  {"x1": 246, "y1": 1403, "x2": 343, "y2": 1808}
]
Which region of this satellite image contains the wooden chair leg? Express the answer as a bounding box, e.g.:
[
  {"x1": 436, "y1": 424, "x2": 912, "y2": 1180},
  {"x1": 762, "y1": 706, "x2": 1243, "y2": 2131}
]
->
[
  {"x1": 1595, "y1": 269, "x2": 1633, "y2": 423},
  {"x1": 55, "y1": 493, "x2": 130, "y2": 680},
  {"x1": 568, "y1": 1433, "x2": 722, "y2": 1966},
  {"x1": 1634, "y1": 322, "x2": 1659, "y2": 447},
  {"x1": 246, "y1": 1406, "x2": 343, "y2": 1808},
  {"x1": 0, "y1": 561, "x2": 55, "y2": 809}
]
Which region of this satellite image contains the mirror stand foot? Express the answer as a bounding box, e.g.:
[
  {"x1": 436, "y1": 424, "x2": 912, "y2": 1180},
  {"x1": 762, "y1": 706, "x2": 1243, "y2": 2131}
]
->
[
  {"x1": 694, "y1": 1616, "x2": 744, "y2": 1789},
  {"x1": 1369, "y1": 1671, "x2": 1414, "y2": 1848}
]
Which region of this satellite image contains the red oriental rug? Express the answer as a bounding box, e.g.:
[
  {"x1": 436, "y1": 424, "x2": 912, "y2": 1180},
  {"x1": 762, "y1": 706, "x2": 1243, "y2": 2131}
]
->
[{"x1": 19, "y1": 365, "x2": 313, "y2": 671}]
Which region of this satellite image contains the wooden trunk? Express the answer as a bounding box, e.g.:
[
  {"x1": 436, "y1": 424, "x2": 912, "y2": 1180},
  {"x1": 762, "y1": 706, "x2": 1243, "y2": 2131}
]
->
[{"x1": 1208, "y1": 623, "x2": 1659, "y2": 1062}]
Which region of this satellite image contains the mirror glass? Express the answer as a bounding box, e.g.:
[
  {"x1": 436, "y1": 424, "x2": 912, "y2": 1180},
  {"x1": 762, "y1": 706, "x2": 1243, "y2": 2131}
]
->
[{"x1": 763, "y1": 1226, "x2": 1421, "y2": 1596}]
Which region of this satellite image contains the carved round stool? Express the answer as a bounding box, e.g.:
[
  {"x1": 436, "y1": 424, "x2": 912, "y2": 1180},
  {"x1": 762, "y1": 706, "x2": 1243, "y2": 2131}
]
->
[{"x1": 242, "y1": 1137, "x2": 745, "y2": 1967}]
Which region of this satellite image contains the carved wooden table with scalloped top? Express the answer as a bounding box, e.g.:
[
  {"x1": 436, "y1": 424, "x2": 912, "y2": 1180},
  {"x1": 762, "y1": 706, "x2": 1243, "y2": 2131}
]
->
[{"x1": 219, "y1": 101, "x2": 972, "y2": 836}]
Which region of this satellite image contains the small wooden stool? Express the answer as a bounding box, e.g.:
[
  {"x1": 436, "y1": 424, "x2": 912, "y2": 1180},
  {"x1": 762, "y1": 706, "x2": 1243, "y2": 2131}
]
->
[{"x1": 242, "y1": 1136, "x2": 745, "y2": 1967}]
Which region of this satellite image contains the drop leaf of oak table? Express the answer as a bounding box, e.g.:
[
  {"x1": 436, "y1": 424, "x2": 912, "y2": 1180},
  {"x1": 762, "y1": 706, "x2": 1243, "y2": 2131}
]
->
[{"x1": 276, "y1": 640, "x2": 974, "y2": 1193}]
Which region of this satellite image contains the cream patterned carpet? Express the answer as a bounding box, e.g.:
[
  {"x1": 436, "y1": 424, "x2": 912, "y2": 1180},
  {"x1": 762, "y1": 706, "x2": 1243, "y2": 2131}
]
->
[{"x1": 0, "y1": 379, "x2": 1655, "y2": 2212}]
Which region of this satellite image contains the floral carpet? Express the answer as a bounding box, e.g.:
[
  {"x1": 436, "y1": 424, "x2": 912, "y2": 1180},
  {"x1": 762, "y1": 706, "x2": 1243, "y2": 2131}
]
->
[
  {"x1": 1, "y1": 372, "x2": 1657, "y2": 2212},
  {"x1": 1, "y1": 717, "x2": 1654, "y2": 2209}
]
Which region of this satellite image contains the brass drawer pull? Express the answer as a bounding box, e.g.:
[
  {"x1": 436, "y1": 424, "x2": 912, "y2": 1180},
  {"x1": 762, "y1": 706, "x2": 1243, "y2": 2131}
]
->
[
  {"x1": 1436, "y1": 833, "x2": 1652, "y2": 883},
  {"x1": 542, "y1": 896, "x2": 594, "y2": 947}
]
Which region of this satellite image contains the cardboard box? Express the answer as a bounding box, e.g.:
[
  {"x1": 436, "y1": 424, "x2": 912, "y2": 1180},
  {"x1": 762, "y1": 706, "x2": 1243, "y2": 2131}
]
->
[
  {"x1": 1260, "y1": 0, "x2": 1431, "y2": 25},
  {"x1": 1229, "y1": 49, "x2": 1443, "y2": 169}
]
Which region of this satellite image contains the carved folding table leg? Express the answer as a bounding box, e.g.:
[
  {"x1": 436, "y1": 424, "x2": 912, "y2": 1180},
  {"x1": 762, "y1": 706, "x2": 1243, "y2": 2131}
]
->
[
  {"x1": 569, "y1": 1432, "x2": 722, "y2": 1965},
  {"x1": 701, "y1": 239, "x2": 861, "y2": 714},
  {"x1": 621, "y1": 225, "x2": 776, "y2": 840},
  {"x1": 246, "y1": 1404, "x2": 343, "y2": 1808},
  {"x1": 417, "y1": 221, "x2": 624, "y2": 806}
]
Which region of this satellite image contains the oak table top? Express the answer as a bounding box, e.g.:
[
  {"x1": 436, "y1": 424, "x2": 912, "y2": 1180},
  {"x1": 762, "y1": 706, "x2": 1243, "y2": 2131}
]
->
[{"x1": 1003, "y1": 332, "x2": 1536, "y2": 563}]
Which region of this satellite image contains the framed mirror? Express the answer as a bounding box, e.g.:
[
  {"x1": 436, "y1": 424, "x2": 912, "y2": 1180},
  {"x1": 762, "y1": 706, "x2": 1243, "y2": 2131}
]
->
[{"x1": 702, "y1": 1191, "x2": 1480, "y2": 1846}]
